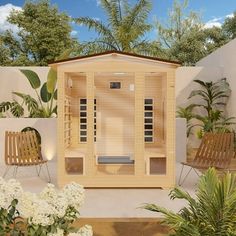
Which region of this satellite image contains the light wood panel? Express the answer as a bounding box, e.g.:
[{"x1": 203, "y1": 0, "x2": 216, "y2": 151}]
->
[{"x1": 55, "y1": 53, "x2": 178, "y2": 188}]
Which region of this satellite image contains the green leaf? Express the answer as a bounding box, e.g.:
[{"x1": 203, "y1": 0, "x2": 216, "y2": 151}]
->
[
  {"x1": 20, "y1": 69, "x2": 41, "y2": 89},
  {"x1": 13, "y1": 92, "x2": 39, "y2": 114},
  {"x1": 40, "y1": 83, "x2": 52, "y2": 103},
  {"x1": 53, "y1": 89, "x2": 57, "y2": 100},
  {"x1": 10, "y1": 101, "x2": 24, "y2": 117},
  {"x1": 52, "y1": 105, "x2": 57, "y2": 115},
  {"x1": 47, "y1": 68, "x2": 57, "y2": 93},
  {"x1": 0, "y1": 102, "x2": 12, "y2": 112}
]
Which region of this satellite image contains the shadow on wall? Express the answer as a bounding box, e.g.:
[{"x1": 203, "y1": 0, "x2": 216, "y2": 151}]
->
[{"x1": 0, "y1": 118, "x2": 57, "y2": 164}]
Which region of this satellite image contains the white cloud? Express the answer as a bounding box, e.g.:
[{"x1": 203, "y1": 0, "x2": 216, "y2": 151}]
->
[
  {"x1": 0, "y1": 3, "x2": 22, "y2": 34},
  {"x1": 71, "y1": 30, "x2": 78, "y2": 36},
  {"x1": 204, "y1": 13, "x2": 234, "y2": 29},
  {"x1": 204, "y1": 17, "x2": 223, "y2": 29},
  {"x1": 92, "y1": 17, "x2": 100, "y2": 21},
  {"x1": 96, "y1": 0, "x2": 101, "y2": 6},
  {"x1": 226, "y1": 13, "x2": 234, "y2": 18}
]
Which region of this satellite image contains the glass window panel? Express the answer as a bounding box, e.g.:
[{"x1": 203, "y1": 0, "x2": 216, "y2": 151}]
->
[
  {"x1": 145, "y1": 99, "x2": 153, "y2": 104},
  {"x1": 145, "y1": 118, "x2": 153, "y2": 123},
  {"x1": 80, "y1": 118, "x2": 86, "y2": 123},
  {"x1": 145, "y1": 112, "x2": 153, "y2": 117},
  {"x1": 80, "y1": 106, "x2": 86, "y2": 111},
  {"x1": 145, "y1": 131, "x2": 153, "y2": 136},
  {"x1": 145, "y1": 125, "x2": 153, "y2": 129},
  {"x1": 80, "y1": 99, "x2": 86, "y2": 104},
  {"x1": 145, "y1": 106, "x2": 153, "y2": 111},
  {"x1": 145, "y1": 137, "x2": 153, "y2": 142},
  {"x1": 80, "y1": 137, "x2": 87, "y2": 142},
  {"x1": 80, "y1": 131, "x2": 87, "y2": 136},
  {"x1": 80, "y1": 125, "x2": 87, "y2": 129},
  {"x1": 80, "y1": 112, "x2": 87, "y2": 117}
]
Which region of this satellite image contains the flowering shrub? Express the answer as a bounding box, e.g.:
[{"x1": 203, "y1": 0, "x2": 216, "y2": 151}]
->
[{"x1": 0, "y1": 178, "x2": 93, "y2": 236}]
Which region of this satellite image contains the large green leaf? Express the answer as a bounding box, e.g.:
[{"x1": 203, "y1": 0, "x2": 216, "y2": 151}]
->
[
  {"x1": 40, "y1": 82, "x2": 52, "y2": 103},
  {"x1": 47, "y1": 68, "x2": 57, "y2": 93},
  {"x1": 53, "y1": 89, "x2": 57, "y2": 100},
  {"x1": 20, "y1": 69, "x2": 41, "y2": 89}
]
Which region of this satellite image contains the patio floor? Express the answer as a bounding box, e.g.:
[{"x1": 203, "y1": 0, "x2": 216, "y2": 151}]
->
[{"x1": 0, "y1": 161, "x2": 198, "y2": 218}]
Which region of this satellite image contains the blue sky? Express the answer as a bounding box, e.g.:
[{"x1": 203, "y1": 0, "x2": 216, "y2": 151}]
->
[{"x1": 0, "y1": 0, "x2": 235, "y2": 41}]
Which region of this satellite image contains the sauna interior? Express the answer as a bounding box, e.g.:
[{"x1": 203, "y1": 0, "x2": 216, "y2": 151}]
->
[{"x1": 52, "y1": 52, "x2": 179, "y2": 188}]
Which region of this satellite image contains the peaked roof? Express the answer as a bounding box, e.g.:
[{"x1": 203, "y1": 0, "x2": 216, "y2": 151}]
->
[{"x1": 49, "y1": 50, "x2": 181, "y2": 66}]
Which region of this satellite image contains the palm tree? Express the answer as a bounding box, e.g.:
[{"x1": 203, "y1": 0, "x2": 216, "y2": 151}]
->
[
  {"x1": 74, "y1": 0, "x2": 157, "y2": 55},
  {"x1": 144, "y1": 168, "x2": 236, "y2": 236}
]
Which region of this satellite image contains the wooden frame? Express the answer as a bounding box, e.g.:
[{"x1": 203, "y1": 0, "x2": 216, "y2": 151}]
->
[{"x1": 50, "y1": 51, "x2": 180, "y2": 188}]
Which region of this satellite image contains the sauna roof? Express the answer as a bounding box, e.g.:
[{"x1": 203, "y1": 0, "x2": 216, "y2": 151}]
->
[{"x1": 48, "y1": 50, "x2": 181, "y2": 67}]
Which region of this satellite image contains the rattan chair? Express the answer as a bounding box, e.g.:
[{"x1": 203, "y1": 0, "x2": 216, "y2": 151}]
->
[
  {"x1": 178, "y1": 132, "x2": 235, "y2": 186},
  {"x1": 3, "y1": 130, "x2": 51, "y2": 182}
]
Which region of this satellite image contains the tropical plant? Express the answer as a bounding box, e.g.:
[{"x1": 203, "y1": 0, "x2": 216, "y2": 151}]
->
[
  {"x1": 176, "y1": 105, "x2": 196, "y2": 137},
  {"x1": 178, "y1": 78, "x2": 235, "y2": 138},
  {"x1": 74, "y1": 0, "x2": 156, "y2": 55},
  {"x1": 0, "y1": 68, "x2": 57, "y2": 118},
  {"x1": 144, "y1": 168, "x2": 236, "y2": 236}
]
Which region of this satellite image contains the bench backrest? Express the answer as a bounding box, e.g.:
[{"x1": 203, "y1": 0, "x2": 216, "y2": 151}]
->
[
  {"x1": 194, "y1": 132, "x2": 235, "y2": 168},
  {"x1": 5, "y1": 131, "x2": 41, "y2": 165}
]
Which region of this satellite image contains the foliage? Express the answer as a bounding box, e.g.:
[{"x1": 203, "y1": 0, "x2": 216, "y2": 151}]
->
[
  {"x1": 156, "y1": 0, "x2": 202, "y2": 49},
  {"x1": 222, "y1": 12, "x2": 236, "y2": 40},
  {"x1": 0, "y1": 178, "x2": 92, "y2": 236},
  {"x1": 178, "y1": 78, "x2": 235, "y2": 138},
  {"x1": 176, "y1": 105, "x2": 196, "y2": 137},
  {"x1": 1, "y1": 0, "x2": 76, "y2": 66},
  {"x1": 0, "y1": 69, "x2": 57, "y2": 118},
  {"x1": 155, "y1": 0, "x2": 229, "y2": 65},
  {"x1": 144, "y1": 168, "x2": 236, "y2": 236},
  {"x1": 74, "y1": 0, "x2": 159, "y2": 56}
]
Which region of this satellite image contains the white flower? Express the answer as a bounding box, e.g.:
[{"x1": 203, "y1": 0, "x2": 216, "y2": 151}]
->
[
  {"x1": 0, "y1": 178, "x2": 23, "y2": 209},
  {"x1": 48, "y1": 227, "x2": 64, "y2": 236},
  {"x1": 18, "y1": 191, "x2": 54, "y2": 226},
  {"x1": 40, "y1": 183, "x2": 57, "y2": 203},
  {"x1": 68, "y1": 225, "x2": 93, "y2": 236},
  {"x1": 18, "y1": 192, "x2": 37, "y2": 219},
  {"x1": 62, "y1": 182, "x2": 85, "y2": 211},
  {"x1": 52, "y1": 193, "x2": 68, "y2": 218}
]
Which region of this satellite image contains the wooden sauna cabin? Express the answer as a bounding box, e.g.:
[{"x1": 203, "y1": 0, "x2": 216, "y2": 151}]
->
[{"x1": 49, "y1": 51, "x2": 181, "y2": 188}]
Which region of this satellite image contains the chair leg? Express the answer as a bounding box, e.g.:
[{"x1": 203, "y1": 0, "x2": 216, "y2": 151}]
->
[
  {"x1": 13, "y1": 166, "x2": 18, "y2": 178},
  {"x1": 193, "y1": 168, "x2": 201, "y2": 177},
  {"x1": 35, "y1": 164, "x2": 42, "y2": 176},
  {"x1": 178, "y1": 165, "x2": 193, "y2": 186},
  {"x1": 178, "y1": 164, "x2": 185, "y2": 185},
  {"x1": 3, "y1": 166, "x2": 11, "y2": 178},
  {"x1": 45, "y1": 163, "x2": 51, "y2": 183}
]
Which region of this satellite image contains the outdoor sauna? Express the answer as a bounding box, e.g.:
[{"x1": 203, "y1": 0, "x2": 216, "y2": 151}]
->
[{"x1": 49, "y1": 51, "x2": 180, "y2": 188}]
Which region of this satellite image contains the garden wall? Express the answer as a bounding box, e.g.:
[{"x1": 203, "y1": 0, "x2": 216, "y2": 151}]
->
[
  {"x1": 197, "y1": 38, "x2": 236, "y2": 117},
  {"x1": 0, "y1": 66, "x2": 49, "y2": 105}
]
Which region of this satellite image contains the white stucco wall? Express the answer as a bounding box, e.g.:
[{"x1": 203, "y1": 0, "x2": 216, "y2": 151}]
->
[
  {"x1": 176, "y1": 66, "x2": 222, "y2": 108},
  {"x1": 0, "y1": 118, "x2": 57, "y2": 164},
  {"x1": 197, "y1": 38, "x2": 236, "y2": 118},
  {"x1": 0, "y1": 67, "x2": 49, "y2": 114}
]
